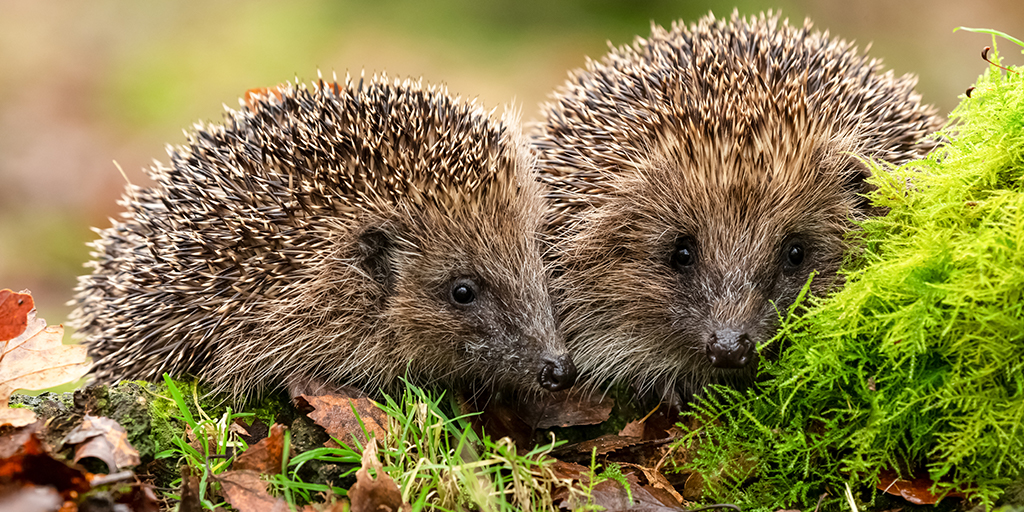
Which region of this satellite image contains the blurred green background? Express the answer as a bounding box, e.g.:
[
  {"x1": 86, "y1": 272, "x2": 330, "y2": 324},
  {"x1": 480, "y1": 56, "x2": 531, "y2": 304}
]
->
[{"x1": 1, "y1": 0, "x2": 1022, "y2": 324}]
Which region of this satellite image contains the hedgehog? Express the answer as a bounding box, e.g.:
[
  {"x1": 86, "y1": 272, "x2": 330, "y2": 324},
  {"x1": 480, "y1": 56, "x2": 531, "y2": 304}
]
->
[
  {"x1": 70, "y1": 73, "x2": 576, "y2": 400},
  {"x1": 534, "y1": 11, "x2": 941, "y2": 403}
]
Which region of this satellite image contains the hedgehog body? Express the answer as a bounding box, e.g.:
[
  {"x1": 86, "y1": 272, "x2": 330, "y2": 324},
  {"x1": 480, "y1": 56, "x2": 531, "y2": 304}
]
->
[
  {"x1": 536, "y1": 12, "x2": 941, "y2": 401},
  {"x1": 72, "y1": 75, "x2": 575, "y2": 399}
]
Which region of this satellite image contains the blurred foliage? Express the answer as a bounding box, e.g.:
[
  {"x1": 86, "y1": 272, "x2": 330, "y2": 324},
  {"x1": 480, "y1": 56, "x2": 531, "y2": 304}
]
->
[
  {"x1": 2, "y1": 0, "x2": 798, "y2": 316},
  {"x1": 98, "y1": 0, "x2": 783, "y2": 130}
]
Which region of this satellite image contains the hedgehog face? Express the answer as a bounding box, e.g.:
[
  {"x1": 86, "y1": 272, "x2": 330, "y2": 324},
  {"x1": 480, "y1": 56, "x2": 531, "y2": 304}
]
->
[
  {"x1": 384, "y1": 210, "x2": 575, "y2": 395},
  {"x1": 551, "y1": 127, "x2": 870, "y2": 400}
]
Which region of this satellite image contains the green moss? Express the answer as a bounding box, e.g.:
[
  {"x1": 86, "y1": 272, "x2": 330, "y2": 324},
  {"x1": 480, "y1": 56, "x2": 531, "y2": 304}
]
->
[
  {"x1": 146, "y1": 376, "x2": 293, "y2": 457},
  {"x1": 683, "y1": 38, "x2": 1024, "y2": 510}
]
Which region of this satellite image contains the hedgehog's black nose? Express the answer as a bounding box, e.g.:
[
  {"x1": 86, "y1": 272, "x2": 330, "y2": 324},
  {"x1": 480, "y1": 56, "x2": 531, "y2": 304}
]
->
[
  {"x1": 707, "y1": 329, "x2": 755, "y2": 369},
  {"x1": 538, "y1": 354, "x2": 577, "y2": 391}
]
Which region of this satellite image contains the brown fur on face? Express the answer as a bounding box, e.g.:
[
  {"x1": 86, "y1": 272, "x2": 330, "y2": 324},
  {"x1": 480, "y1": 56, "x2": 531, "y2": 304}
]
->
[
  {"x1": 536, "y1": 11, "x2": 941, "y2": 400},
  {"x1": 72, "y1": 75, "x2": 573, "y2": 400}
]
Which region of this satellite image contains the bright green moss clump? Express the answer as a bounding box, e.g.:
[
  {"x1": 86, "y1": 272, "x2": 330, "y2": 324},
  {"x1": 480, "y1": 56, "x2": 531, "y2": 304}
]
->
[{"x1": 685, "y1": 42, "x2": 1024, "y2": 510}]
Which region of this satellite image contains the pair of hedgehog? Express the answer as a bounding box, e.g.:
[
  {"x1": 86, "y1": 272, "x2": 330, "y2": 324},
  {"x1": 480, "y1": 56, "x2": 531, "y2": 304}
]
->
[{"x1": 71, "y1": 13, "x2": 940, "y2": 404}]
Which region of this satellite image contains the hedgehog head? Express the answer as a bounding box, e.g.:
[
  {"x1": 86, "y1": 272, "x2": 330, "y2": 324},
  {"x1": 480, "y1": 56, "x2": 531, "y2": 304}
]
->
[
  {"x1": 537, "y1": 11, "x2": 940, "y2": 399},
  {"x1": 75, "y1": 75, "x2": 575, "y2": 400}
]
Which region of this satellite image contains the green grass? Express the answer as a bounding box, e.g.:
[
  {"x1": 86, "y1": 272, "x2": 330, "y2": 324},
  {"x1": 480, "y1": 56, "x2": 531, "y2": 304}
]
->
[{"x1": 154, "y1": 376, "x2": 575, "y2": 511}]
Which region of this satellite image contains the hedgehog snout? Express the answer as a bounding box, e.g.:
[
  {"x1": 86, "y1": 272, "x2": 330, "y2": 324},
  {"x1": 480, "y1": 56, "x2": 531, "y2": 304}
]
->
[
  {"x1": 706, "y1": 328, "x2": 755, "y2": 369},
  {"x1": 538, "y1": 353, "x2": 577, "y2": 391}
]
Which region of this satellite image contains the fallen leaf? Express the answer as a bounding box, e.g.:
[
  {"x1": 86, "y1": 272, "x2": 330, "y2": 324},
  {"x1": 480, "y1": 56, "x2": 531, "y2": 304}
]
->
[
  {"x1": 557, "y1": 471, "x2": 685, "y2": 511},
  {"x1": 619, "y1": 418, "x2": 647, "y2": 438},
  {"x1": 566, "y1": 434, "x2": 644, "y2": 457},
  {"x1": 0, "y1": 289, "x2": 35, "y2": 342},
  {"x1": 0, "y1": 289, "x2": 91, "y2": 427},
  {"x1": 348, "y1": 440, "x2": 410, "y2": 512},
  {"x1": 876, "y1": 468, "x2": 966, "y2": 505},
  {"x1": 0, "y1": 407, "x2": 36, "y2": 428},
  {"x1": 116, "y1": 483, "x2": 161, "y2": 512},
  {"x1": 457, "y1": 390, "x2": 536, "y2": 448},
  {"x1": 217, "y1": 470, "x2": 289, "y2": 512},
  {"x1": 681, "y1": 471, "x2": 704, "y2": 501},
  {"x1": 64, "y1": 415, "x2": 141, "y2": 473},
  {"x1": 179, "y1": 465, "x2": 202, "y2": 512},
  {"x1": 523, "y1": 388, "x2": 615, "y2": 429},
  {"x1": 0, "y1": 421, "x2": 91, "y2": 500},
  {"x1": 232, "y1": 423, "x2": 287, "y2": 474},
  {"x1": 621, "y1": 462, "x2": 685, "y2": 505},
  {"x1": 298, "y1": 394, "x2": 388, "y2": 447}
]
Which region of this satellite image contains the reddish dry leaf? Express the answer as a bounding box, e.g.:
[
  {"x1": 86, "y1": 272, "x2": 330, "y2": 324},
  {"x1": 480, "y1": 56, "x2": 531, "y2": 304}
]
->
[
  {"x1": 64, "y1": 415, "x2": 141, "y2": 473},
  {"x1": 0, "y1": 289, "x2": 35, "y2": 342},
  {"x1": 298, "y1": 394, "x2": 388, "y2": 447},
  {"x1": 876, "y1": 468, "x2": 966, "y2": 505},
  {"x1": 232, "y1": 423, "x2": 287, "y2": 474},
  {"x1": 217, "y1": 470, "x2": 289, "y2": 512},
  {"x1": 0, "y1": 290, "x2": 91, "y2": 427},
  {"x1": 0, "y1": 421, "x2": 91, "y2": 500},
  {"x1": 349, "y1": 466, "x2": 410, "y2": 512},
  {"x1": 348, "y1": 441, "x2": 410, "y2": 512}
]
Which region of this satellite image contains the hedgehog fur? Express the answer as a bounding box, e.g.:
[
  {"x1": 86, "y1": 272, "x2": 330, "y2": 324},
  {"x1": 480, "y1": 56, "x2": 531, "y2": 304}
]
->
[
  {"x1": 535, "y1": 11, "x2": 942, "y2": 401},
  {"x1": 71, "y1": 73, "x2": 575, "y2": 399}
]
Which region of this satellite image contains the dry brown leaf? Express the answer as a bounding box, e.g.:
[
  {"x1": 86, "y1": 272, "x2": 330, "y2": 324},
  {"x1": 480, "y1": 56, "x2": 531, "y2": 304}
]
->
[
  {"x1": 232, "y1": 423, "x2": 287, "y2": 474},
  {"x1": 299, "y1": 394, "x2": 388, "y2": 447},
  {"x1": 557, "y1": 470, "x2": 684, "y2": 511},
  {"x1": 0, "y1": 421, "x2": 92, "y2": 502},
  {"x1": 117, "y1": 483, "x2": 162, "y2": 512},
  {"x1": 620, "y1": 462, "x2": 685, "y2": 505},
  {"x1": 179, "y1": 465, "x2": 202, "y2": 512},
  {"x1": 523, "y1": 388, "x2": 615, "y2": 429},
  {"x1": 619, "y1": 418, "x2": 647, "y2": 438},
  {"x1": 217, "y1": 470, "x2": 290, "y2": 512},
  {"x1": 681, "y1": 471, "x2": 704, "y2": 501},
  {"x1": 876, "y1": 468, "x2": 966, "y2": 505},
  {"x1": 348, "y1": 439, "x2": 411, "y2": 512},
  {"x1": 0, "y1": 290, "x2": 91, "y2": 428},
  {"x1": 64, "y1": 415, "x2": 141, "y2": 472},
  {"x1": 569, "y1": 434, "x2": 644, "y2": 457}
]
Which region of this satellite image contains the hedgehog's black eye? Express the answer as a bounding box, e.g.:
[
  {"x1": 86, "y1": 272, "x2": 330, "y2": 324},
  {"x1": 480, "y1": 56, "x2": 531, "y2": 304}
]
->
[
  {"x1": 450, "y1": 281, "x2": 477, "y2": 306},
  {"x1": 671, "y1": 237, "x2": 697, "y2": 270},
  {"x1": 783, "y1": 240, "x2": 806, "y2": 270}
]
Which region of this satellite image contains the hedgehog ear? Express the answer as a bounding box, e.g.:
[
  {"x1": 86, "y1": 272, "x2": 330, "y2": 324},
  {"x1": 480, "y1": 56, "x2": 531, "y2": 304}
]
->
[
  {"x1": 357, "y1": 226, "x2": 396, "y2": 295},
  {"x1": 842, "y1": 159, "x2": 882, "y2": 216}
]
